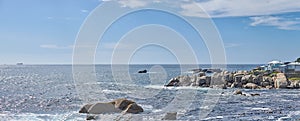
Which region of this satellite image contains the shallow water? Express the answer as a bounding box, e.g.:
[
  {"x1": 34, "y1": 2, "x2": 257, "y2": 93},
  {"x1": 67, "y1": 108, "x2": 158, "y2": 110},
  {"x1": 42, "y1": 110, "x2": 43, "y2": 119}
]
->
[{"x1": 1, "y1": 64, "x2": 300, "y2": 120}]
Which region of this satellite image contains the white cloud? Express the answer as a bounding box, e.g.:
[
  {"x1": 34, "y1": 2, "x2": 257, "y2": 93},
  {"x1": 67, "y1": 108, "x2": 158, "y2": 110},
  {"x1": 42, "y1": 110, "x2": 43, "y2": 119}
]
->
[
  {"x1": 117, "y1": 0, "x2": 150, "y2": 8},
  {"x1": 112, "y1": 0, "x2": 300, "y2": 18},
  {"x1": 250, "y1": 16, "x2": 300, "y2": 30},
  {"x1": 80, "y1": 9, "x2": 89, "y2": 13},
  {"x1": 40, "y1": 44, "x2": 73, "y2": 49}
]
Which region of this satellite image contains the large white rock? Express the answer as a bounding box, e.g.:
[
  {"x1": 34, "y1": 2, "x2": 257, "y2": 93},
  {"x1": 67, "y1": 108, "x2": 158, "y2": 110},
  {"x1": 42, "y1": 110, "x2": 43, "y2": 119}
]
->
[
  {"x1": 79, "y1": 98, "x2": 144, "y2": 114},
  {"x1": 88, "y1": 102, "x2": 122, "y2": 114},
  {"x1": 274, "y1": 73, "x2": 289, "y2": 89}
]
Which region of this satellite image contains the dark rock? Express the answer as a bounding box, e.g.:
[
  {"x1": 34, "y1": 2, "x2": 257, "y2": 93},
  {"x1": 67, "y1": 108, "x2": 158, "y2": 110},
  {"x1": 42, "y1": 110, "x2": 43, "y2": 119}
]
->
[
  {"x1": 197, "y1": 76, "x2": 207, "y2": 86},
  {"x1": 79, "y1": 104, "x2": 93, "y2": 113},
  {"x1": 138, "y1": 70, "x2": 147, "y2": 73},
  {"x1": 234, "y1": 75, "x2": 243, "y2": 83},
  {"x1": 198, "y1": 72, "x2": 205, "y2": 77},
  {"x1": 124, "y1": 103, "x2": 144, "y2": 114},
  {"x1": 250, "y1": 93, "x2": 260, "y2": 96},
  {"x1": 112, "y1": 98, "x2": 135, "y2": 110},
  {"x1": 165, "y1": 78, "x2": 179, "y2": 87},
  {"x1": 86, "y1": 115, "x2": 97, "y2": 120}
]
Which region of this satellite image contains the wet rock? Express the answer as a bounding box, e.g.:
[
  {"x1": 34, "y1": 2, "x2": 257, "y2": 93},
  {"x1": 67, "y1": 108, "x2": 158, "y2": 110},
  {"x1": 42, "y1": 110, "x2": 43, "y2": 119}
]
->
[
  {"x1": 250, "y1": 93, "x2": 260, "y2": 96},
  {"x1": 162, "y1": 112, "x2": 177, "y2": 120},
  {"x1": 233, "y1": 90, "x2": 243, "y2": 95},
  {"x1": 265, "y1": 85, "x2": 273, "y2": 89},
  {"x1": 231, "y1": 82, "x2": 242, "y2": 88},
  {"x1": 79, "y1": 104, "x2": 92, "y2": 113},
  {"x1": 86, "y1": 115, "x2": 97, "y2": 120},
  {"x1": 123, "y1": 103, "x2": 144, "y2": 114},
  {"x1": 165, "y1": 78, "x2": 179, "y2": 87},
  {"x1": 113, "y1": 98, "x2": 135, "y2": 110}
]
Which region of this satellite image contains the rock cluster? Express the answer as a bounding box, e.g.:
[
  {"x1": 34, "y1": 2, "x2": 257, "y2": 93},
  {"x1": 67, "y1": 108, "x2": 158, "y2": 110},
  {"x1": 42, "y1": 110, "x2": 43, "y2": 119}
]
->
[
  {"x1": 165, "y1": 69, "x2": 300, "y2": 89},
  {"x1": 79, "y1": 98, "x2": 143, "y2": 114}
]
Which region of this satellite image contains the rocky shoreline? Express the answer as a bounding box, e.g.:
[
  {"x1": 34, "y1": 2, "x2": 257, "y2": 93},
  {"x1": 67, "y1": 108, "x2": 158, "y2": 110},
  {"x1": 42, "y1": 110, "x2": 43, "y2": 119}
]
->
[{"x1": 165, "y1": 68, "x2": 300, "y2": 89}]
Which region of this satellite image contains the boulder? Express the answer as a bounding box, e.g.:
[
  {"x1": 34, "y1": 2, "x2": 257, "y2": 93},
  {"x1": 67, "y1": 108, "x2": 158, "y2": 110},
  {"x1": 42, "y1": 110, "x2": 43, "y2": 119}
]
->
[
  {"x1": 274, "y1": 73, "x2": 289, "y2": 89},
  {"x1": 233, "y1": 89, "x2": 243, "y2": 95},
  {"x1": 211, "y1": 72, "x2": 226, "y2": 86},
  {"x1": 242, "y1": 75, "x2": 253, "y2": 84},
  {"x1": 198, "y1": 72, "x2": 205, "y2": 77},
  {"x1": 80, "y1": 98, "x2": 143, "y2": 114},
  {"x1": 260, "y1": 81, "x2": 270, "y2": 87},
  {"x1": 197, "y1": 76, "x2": 207, "y2": 86},
  {"x1": 205, "y1": 76, "x2": 211, "y2": 87},
  {"x1": 162, "y1": 112, "x2": 177, "y2": 120},
  {"x1": 123, "y1": 103, "x2": 144, "y2": 114},
  {"x1": 88, "y1": 102, "x2": 122, "y2": 114},
  {"x1": 190, "y1": 75, "x2": 198, "y2": 86},
  {"x1": 86, "y1": 115, "x2": 97, "y2": 120},
  {"x1": 79, "y1": 104, "x2": 93, "y2": 113},
  {"x1": 253, "y1": 75, "x2": 263, "y2": 84},
  {"x1": 234, "y1": 75, "x2": 243, "y2": 83},
  {"x1": 165, "y1": 78, "x2": 179, "y2": 87},
  {"x1": 178, "y1": 76, "x2": 192, "y2": 86},
  {"x1": 243, "y1": 83, "x2": 259, "y2": 89},
  {"x1": 113, "y1": 98, "x2": 135, "y2": 110}
]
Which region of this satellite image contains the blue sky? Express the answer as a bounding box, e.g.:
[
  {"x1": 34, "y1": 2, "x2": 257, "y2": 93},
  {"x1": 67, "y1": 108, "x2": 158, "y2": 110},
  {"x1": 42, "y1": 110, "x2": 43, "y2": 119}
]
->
[{"x1": 1, "y1": 0, "x2": 300, "y2": 64}]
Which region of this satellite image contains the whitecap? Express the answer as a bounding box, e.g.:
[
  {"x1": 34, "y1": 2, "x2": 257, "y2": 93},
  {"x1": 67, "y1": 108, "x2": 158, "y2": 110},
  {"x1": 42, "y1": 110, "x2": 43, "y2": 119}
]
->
[
  {"x1": 203, "y1": 116, "x2": 223, "y2": 120},
  {"x1": 251, "y1": 108, "x2": 272, "y2": 112}
]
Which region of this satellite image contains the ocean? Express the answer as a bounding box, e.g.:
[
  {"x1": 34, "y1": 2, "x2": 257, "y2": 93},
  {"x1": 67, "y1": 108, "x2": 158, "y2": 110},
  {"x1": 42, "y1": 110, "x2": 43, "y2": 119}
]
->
[{"x1": 1, "y1": 64, "x2": 300, "y2": 120}]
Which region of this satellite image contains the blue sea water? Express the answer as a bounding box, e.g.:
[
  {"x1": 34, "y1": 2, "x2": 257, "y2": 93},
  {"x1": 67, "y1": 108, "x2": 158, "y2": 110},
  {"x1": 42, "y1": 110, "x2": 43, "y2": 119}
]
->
[{"x1": 1, "y1": 64, "x2": 300, "y2": 120}]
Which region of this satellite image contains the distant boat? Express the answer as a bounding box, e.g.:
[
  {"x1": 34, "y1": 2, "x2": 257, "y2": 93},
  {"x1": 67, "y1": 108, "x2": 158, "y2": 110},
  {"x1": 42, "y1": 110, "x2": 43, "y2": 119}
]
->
[{"x1": 16, "y1": 63, "x2": 23, "y2": 65}]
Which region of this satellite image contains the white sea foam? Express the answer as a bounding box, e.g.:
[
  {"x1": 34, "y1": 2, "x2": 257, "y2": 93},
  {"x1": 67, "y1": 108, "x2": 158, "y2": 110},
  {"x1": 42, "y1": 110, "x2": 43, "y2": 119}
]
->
[
  {"x1": 204, "y1": 116, "x2": 224, "y2": 120},
  {"x1": 102, "y1": 89, "x2": 124, "y2": 94},
  {"x1": 251, "y1": 108, "x2": 272, "y2": 111},
  {"x1": 0, "y1": 112, "x2": 85, "y2": 121}
]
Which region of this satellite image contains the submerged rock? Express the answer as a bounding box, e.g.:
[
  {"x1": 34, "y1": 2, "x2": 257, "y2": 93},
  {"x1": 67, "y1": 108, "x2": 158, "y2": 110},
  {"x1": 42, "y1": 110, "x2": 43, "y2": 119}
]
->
[
  {"x1": 162, "y1": 112, "x2": 177, "y2": 120},
  {"x1": 250, "y1": 93, "x2": 260, "y2": 96}
]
